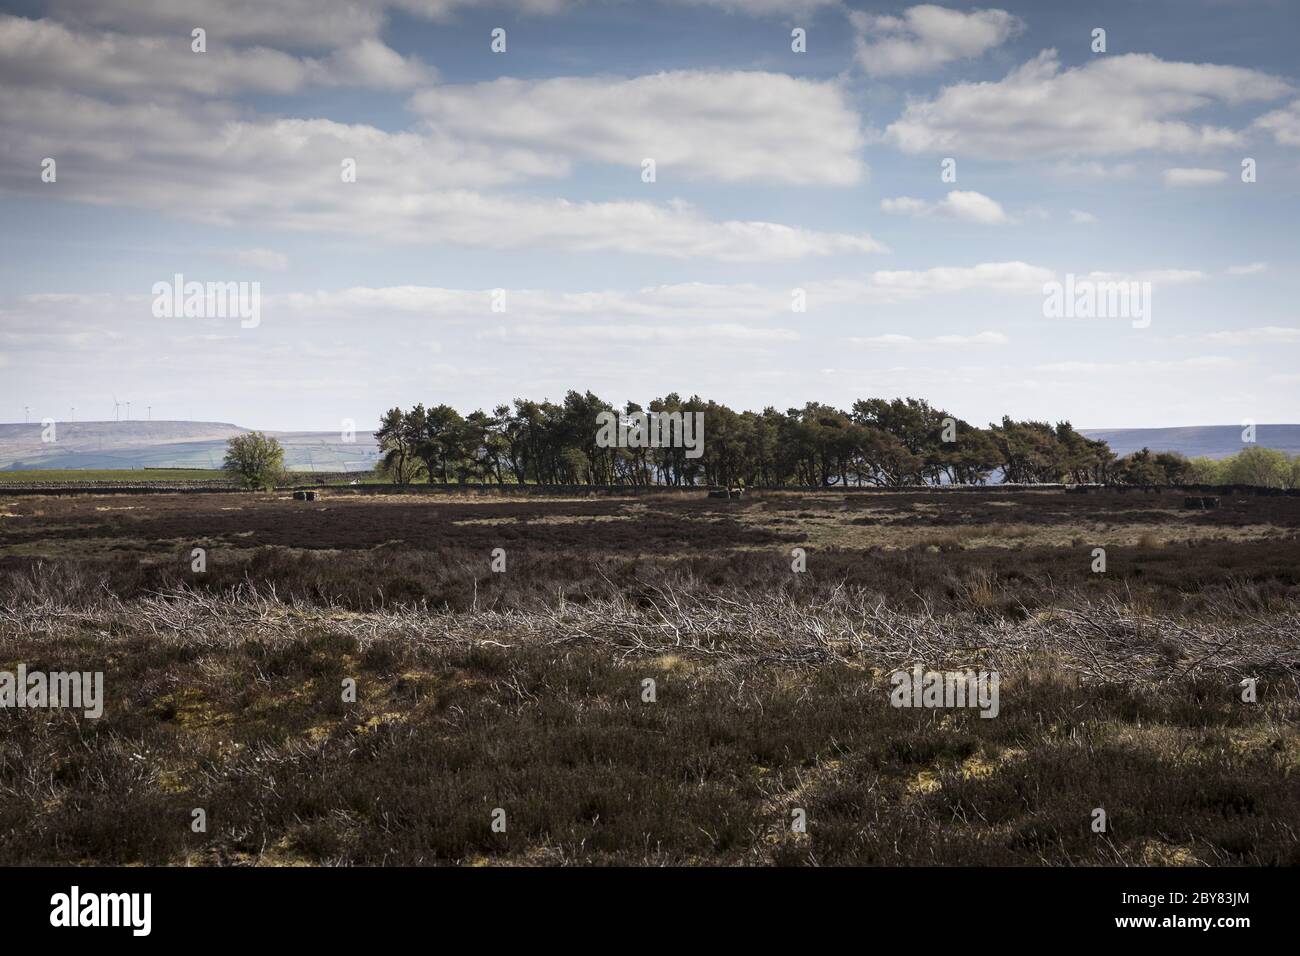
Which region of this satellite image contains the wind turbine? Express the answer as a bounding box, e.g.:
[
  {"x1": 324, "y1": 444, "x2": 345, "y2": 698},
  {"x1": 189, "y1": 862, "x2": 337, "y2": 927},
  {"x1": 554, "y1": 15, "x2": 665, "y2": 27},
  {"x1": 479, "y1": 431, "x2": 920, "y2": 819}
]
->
[
  {"x1": 147, "y1": 405, "x2": 152, "y2": 421},
  {"x1": 125, "y1": 401, "x2": 131, "y2": 420},
  {"x1": 70, "y1": 406, "x2": 76, "y2": 422},
  {"x1": 23, "y1": 405, "x2": 30, "y2": 423},
  {"x1": 112, "y1": 395, "x2": 122, "y2": 421}
]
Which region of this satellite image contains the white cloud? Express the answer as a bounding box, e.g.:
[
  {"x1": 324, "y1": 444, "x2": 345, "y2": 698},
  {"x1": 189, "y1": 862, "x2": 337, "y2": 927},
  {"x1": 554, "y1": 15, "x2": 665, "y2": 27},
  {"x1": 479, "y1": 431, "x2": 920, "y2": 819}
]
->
[
  {"x1": 0, "y1": 14, "x2": 433, "y2": 94},
  {"x1": 1254, "y1": 98, "x2": 1300, "y2": 145},
  {"x1": 1226, "y1": 262, "x2": 1268, "y2": 275},
  {"x1": 881, "y1": 189, "x2": 1010, "y2": 224},
  {"x1": 322, "y1": 37, "x2": 436, "y2": 89},
  {"x1": 0, "y1": 88, "x2": 881, "y2": 262},
  {"x1": 53, "y1": 0, "x2": 389, "y2": 48},
  {"x1": 855, "y1": 261, "x2": 1054, "y2": 297},
  {"x1": 878, "y1": 197, "x2": 928, "y2": 217},
  {"x1": 397, "y1": 0, "x2": 576, "y2": 19},
  {"x1": 421, "y1": 197, "x2": 885, "y2": 261},
  {"x1": 1163, "y1": 167, "x2": 1227, "y2": 187},
  {"x1": 279, "y1": 284, "x2": 786, "y2": 323},
  {"x1": 1034, "y1": 357, "x2": 1237, "y2": 376},
  {"x1": 488, "y1": 323, "x2": 800, "y2": 346},
  {"x1": 177, "y1": 265, "x2": 1061, "y2": 331},
  {"x1": 410, "y1": 71, "x2": 866, "y2": 186},
  {"x1": 850, "y1": 5, "x2": 1022, "y2": 77},
  {"x1": 848, "y1": 331, "x2": 1008, "y2": 348},
  {"x1": 1069, "y1": 209, "x2": 1097, "y2": 224},
  {"x1": 677, "y1": 0, "x2": 840, "y2": 13},
  {"x1": 1052, "y1": 161, "x2": 1137, "y2": 180},
  {"x1": 1191, "y1": 326, "x2": 1300, "y2": 345},
  {"x1": 0, "y1": 16, "x2": 302, "y2": 95},
  {"x1": 887, "y1": 50, "x2": 1292, "y2": 157},
  {"x1": 50, "y1": 0, "x2": 576, "y2": 50},
  {"x1": 50, "y1": 0, "x2": 837, "y2": 52}
]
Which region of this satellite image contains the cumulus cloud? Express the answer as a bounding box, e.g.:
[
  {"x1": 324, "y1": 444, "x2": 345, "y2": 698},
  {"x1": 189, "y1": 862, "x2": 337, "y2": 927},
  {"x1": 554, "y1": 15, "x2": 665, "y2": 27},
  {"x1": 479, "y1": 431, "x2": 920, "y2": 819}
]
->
[
  {"x1": 1163, "y1": 167, "x2": 1227, "y2": 187},
  {"x1": 50, "y1": 0, "x2": 574, "y2": 50},
  {"x1": 52, "y1": 0, "x2": 389, "y2": 49},
  {"x1": 1254, "y1": 99, "x2": 1300, "y2": 145},
  {"x1": 850, "y1": 5, "x2": 1022, "y2": 77},
  {"x1": 881, "y1": 190, "x2": 1011, "y2": 224},
  {"x1": 410, "y1": 71, "x2": 866, "y2": 186},
  {"x1": 322, "y1": 36, "x2": 436, "y2": 89},
  {"x1": 0, "y1": 14, "x2": 434, "y2": 95},
  {"x1": 886, "y1": 50, "x2": 1292, "y2": 157},
  {"x1": 1226, "y1": 262, "x2": 1268, "y2": 275},
  {"x1": 1069, "y1": 209, "x2": 1097, "y2": 224},
  {"x1": 0, "y1": 88, "x2": 881, "y2": 261}
]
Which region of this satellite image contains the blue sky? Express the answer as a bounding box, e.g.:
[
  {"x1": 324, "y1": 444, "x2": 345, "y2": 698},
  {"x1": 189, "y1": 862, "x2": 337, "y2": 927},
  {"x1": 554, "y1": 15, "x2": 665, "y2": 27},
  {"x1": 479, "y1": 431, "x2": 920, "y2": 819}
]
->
[{"x1": 0, "y1": 0, "x2": 1297, "y2": 430}]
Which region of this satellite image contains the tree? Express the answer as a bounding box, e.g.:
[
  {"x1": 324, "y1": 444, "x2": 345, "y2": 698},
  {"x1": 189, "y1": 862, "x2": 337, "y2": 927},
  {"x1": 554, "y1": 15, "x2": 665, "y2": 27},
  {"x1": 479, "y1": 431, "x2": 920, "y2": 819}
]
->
[
  {"x1": 1117, "y1": 447, "x2": 1165, "y2": 486},
  {"x1": 1152, "y1": 451, "x2": 1192, "y2": 485},
  {"x1": 1220, "y1": 446, "x2": 1290, "y2": 488},
  {"x1": 989, "y1": 418, "x2": 1063, "y2": 483},
  {"x1": 222, "y1": 431, "x2": 285, "y2": 490},
  {"x1": 1186, "y1": 456, "x2": 1222, "y2": 484},
  {"x1": 374, "y1": 407, "x2": 422, "y2": 485},
  {"x1": 417, "y1": 404, "x2": 466, "y2": 484},
  {"x1": 375, "y1": 395, "x2": 1140, "y2": 489}
]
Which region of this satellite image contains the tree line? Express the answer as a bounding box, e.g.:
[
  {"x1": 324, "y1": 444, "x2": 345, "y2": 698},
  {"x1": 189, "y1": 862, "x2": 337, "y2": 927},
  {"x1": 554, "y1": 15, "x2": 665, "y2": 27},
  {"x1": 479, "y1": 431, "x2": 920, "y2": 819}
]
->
[
  {"x1": 1180, "y1": 446, "x2": 1300, "y2": 489},
  {"x1": 372, "y1": 393, "x2": 1197, "y2": 488}
]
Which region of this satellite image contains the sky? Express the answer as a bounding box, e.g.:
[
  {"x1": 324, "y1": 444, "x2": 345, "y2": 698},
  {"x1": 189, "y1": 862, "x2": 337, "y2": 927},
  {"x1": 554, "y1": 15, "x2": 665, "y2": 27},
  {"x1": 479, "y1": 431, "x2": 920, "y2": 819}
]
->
[{"x1": 0, "y1": 0, "x2": 1297, "y2": 431}]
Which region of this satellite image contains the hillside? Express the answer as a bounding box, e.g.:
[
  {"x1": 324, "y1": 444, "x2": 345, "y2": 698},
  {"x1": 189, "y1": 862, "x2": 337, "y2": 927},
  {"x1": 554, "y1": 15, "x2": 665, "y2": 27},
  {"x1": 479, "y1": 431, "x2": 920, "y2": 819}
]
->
[
  {"x1": 1079, "y1": 424, "x2": 1300, "y2": 460},
  {"x1": 0, "y1": 421, "x2": 379, "y2": 472}
]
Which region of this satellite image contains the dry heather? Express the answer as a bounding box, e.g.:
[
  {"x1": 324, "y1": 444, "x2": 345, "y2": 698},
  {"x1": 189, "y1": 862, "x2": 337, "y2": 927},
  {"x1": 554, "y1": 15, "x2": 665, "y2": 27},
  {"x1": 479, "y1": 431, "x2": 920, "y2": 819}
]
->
[
  {"x1": 0, "y1": 489, "x2": 1297, "y2": 865},
  {"x1": 0, "y1": 579, "x2": 1297, "y2": 866}
]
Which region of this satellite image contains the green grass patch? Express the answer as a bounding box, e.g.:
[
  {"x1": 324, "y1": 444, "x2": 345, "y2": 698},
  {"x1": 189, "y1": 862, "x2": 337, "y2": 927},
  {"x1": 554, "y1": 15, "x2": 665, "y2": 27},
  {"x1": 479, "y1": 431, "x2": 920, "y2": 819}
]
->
[{"x1": 0, "y1": 468, "x2": 225, "y2": 482}]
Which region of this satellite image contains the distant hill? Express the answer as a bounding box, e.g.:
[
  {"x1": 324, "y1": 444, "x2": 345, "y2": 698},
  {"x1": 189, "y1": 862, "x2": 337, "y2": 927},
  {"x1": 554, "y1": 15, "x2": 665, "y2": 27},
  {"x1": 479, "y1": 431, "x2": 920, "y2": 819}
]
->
[
  {"x1": 2, "y1": 420, "x2": 1292, "y2": 472},
  {"x1": 1080, "y1": 425, "x2": 1300, "y2": 460},
  {"x1": 0, "y1": 421, "x2": 379, "y2": 472}
]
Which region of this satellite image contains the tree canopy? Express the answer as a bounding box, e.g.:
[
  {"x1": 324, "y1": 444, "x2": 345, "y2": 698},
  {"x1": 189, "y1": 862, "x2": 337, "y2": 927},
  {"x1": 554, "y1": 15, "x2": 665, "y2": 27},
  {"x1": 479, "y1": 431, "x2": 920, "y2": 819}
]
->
[
  {"x1": 222, "y1": 431, "x2": 286, "y2": 491},
  {"x1": 374, "y1": 393, "x2": 1134, "y2": 487}
]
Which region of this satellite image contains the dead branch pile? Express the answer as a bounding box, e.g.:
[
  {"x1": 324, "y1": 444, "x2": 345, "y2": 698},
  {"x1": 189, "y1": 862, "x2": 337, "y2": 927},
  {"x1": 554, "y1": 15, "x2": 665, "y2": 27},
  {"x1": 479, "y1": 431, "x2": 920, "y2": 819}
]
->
[{"x1": 2, "y1": 582, "x2": 1296, "y2": 686}]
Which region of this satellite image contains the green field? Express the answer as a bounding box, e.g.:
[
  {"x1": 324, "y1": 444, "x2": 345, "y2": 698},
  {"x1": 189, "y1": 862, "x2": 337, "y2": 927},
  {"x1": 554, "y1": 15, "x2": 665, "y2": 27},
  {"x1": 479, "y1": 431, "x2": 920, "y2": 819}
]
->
[
  {"x1": 0, "y1": 468, "x2": 226, "y2": 482},
  {"x1": 0, "y1": 468, "x2": 385, "y2": 485}
]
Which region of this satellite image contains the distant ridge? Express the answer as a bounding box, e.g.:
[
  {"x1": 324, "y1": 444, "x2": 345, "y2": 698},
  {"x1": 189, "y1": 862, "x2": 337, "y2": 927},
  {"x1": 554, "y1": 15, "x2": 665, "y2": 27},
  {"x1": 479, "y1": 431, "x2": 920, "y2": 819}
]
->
[
  {"x1": 0, "y1": 421, "x2": 379, "y2": 472},
  {"x1": 1, "y1": 421, "x2": 1293, "y2": 471},
  {"x1": 1079, "y1": 424, "x2": 1300, "y2": 460}
]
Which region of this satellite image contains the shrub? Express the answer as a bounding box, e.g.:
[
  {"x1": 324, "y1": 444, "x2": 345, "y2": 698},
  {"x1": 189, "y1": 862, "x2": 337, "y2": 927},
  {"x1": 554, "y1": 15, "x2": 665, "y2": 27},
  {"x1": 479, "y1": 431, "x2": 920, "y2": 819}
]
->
[{"x1": 222, "y1": 432, "x2": 286, "y2": 490}]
